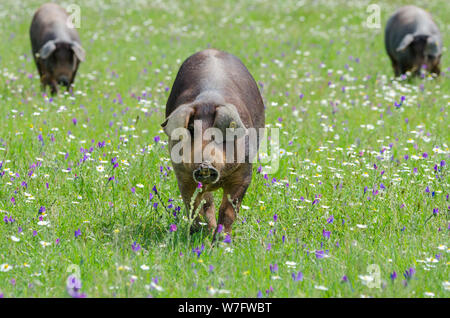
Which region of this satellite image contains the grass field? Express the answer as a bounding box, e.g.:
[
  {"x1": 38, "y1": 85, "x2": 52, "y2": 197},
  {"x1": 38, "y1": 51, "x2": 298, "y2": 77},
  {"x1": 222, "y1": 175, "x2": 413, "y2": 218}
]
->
[{"x1": 0, "y1": 0, "x2": 448, "y2": 298}]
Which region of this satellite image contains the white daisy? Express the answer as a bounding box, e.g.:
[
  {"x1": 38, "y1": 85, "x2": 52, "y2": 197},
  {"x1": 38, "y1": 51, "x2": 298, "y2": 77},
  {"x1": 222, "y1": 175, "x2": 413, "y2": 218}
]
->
[
  {"x1": 0, "y1": 264, "x2": 13, "y2": 272},
  {"x1": 40, "y1": 241, "x2": 51, "y2": 247}
]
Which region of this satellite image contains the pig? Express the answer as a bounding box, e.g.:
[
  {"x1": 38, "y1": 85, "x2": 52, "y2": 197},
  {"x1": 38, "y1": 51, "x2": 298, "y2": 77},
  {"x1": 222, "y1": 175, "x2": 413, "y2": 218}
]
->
[
  {"x1": 385, "y1": 5, "x2": 442, "y2": 77},
  {"x1": 30, "y1": 3, "x2": 85, "y2": 95},
  {"x1": 162, "y1": 49, "x2": 265, "y2": 240}
]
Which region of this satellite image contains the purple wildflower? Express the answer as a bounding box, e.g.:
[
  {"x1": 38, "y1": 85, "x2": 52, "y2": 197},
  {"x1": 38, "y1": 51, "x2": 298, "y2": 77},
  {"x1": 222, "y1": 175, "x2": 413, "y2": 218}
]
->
[
  {"x1": 292, "y1": 271, "x2": 303, "y2": 282},
  {"x1": 390, "y1": 271, "x2": 397, "y2": 281},
  {"x1": 223, "y1": 234, "x2": 232, "y2": 244}
]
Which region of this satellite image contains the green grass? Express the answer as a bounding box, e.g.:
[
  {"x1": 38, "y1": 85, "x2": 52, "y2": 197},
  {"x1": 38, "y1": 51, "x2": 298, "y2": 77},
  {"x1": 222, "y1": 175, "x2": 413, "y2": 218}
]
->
[{"x1": 0, "y1": 0, "x2": 448, "y2": 297}]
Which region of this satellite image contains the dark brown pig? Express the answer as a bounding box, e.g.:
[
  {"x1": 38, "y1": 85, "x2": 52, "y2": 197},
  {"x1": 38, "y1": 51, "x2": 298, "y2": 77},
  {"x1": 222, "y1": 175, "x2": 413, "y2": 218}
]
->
[
  {"x1": 162, "y1": 49, "x2": 265, "y2": 240},
  {"x1": 30, "y1": 3, "x2": 85, "y2": 95},
  {"x1": 385, "y1": 5, "x2": 442, "y2": 77}
]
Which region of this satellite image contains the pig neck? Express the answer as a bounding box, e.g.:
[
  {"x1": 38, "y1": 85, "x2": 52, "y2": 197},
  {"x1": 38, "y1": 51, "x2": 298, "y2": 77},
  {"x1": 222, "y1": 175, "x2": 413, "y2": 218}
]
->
[
  {"x1": 47, "y1": 22, "x2": 73, "y2": 43},
  {"x1": 194, "y1": 90, "x2": 226, "y2": 105},
  {"x1": 412, "y1": 14, "x2": 438, "y2": 37}
]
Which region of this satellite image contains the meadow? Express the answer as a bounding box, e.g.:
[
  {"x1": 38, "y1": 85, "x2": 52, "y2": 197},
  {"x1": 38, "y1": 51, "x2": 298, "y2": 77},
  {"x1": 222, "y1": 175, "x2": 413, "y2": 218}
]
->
[{"x1": 0, "y1": 0, "x2": 448, "y2": 298}]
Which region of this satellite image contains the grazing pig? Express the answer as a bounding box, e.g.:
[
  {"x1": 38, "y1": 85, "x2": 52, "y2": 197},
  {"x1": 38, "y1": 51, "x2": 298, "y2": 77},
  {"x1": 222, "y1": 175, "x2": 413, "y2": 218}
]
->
[
  {"x1": 162, "y1": 49, "x2": 265, "y2": 240},
  {"x1": 385, "y1": 5, "x2": 442, "y2": 77},
  {"x1": 30, "y1": 3, "x2": 85, "y2": 95}
]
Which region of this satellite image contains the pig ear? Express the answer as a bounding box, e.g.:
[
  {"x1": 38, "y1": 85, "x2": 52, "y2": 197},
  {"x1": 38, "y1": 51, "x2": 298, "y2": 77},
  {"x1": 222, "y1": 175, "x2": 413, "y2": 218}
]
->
[
  {"x1": 38, "y1": 40, "x2": 56, "y2": 59},
  {"x1": 396, "y1": 34, "x2": 414, "y2": 52},
  {"x1": 71, "y1": 42, "x2": 86, "y2": 62},
  {"x1": 214, "y1": 104, "x2": 248, "y2": 138},
  {"x1": 161, "y1": 104, "x2": 194, "y2": 137}
]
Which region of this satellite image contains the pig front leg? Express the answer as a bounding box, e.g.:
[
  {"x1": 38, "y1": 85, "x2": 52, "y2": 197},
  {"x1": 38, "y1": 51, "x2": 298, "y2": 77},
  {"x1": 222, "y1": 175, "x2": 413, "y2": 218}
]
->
[
  {"x1": 430, "y1": 64, "x2": 441, "y2": 76},
  {"x1": 49, "y1": 80, "x2": 58, "y2": 95},
  {"x1": 178, "y1": 180, "x2": 216, "y2": 234},
  {"x1": 213, "y1": 168, "x2": 252, "y2": 242},
  {"x1": 188, "y1": 192, "x2": 217, "y2": 234}
]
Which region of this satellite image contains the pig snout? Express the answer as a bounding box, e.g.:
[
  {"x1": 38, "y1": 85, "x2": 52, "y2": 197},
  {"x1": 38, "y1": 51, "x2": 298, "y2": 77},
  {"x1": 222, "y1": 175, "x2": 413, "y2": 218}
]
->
[
  {"x1": 57, "y1": 76, "x2": 70, "y2": 87},
  {"x1": 193, "y1": 162, "x2": 220, "y2": 184}
]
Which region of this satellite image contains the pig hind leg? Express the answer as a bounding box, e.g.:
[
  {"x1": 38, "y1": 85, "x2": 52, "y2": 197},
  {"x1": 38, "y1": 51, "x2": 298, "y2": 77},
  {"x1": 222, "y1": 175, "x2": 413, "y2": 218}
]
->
[{"x1": 68, "y1": 61, "x2": 79, "y2": 92}]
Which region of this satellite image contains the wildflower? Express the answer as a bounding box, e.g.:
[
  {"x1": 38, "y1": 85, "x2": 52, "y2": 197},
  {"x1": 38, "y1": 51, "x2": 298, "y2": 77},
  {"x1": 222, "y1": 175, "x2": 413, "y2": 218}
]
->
[
  {"x1": 131, "y1": 242, "x2": 141, "y2": 252},
  {"x1": 390, "y1": 271, "x2": 397, "y2": 281},
  {"x1": 0, "y1": 264, "x2": 13, "y2": 272},
  {"x1": 223, "y1": 235, "x2": 231, "y2": 244},
  {"x1": 292, "y1": 271, "x2": 303, "y2": 282},
  {"x1": 403, "y1": 268, "x2": 415, "y2": 280},
  {"x1": 322, "y1": 229, "x2": 331, "y2": 239},
  {"x1": 315, "y1": 250, "x2": 325, "y2": 259},
  {"x1": 169, "y1": 224, "x2": 177, "y2": 232},
  {"x1": 66, "y1": 274, "x2": 86, "y2": 298},
  {"x1": 326, "y1": 215, "x2": 334, "y2": 224},
  {"x1": 39, "y1": 241, "x2": 51, "y2": 247},
  {"x1": 74, "y1": 229, "x2": 81, "y2": 238},
  {"x1": 192, "y1": 244, "x2": 205, "y2": 258}
]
